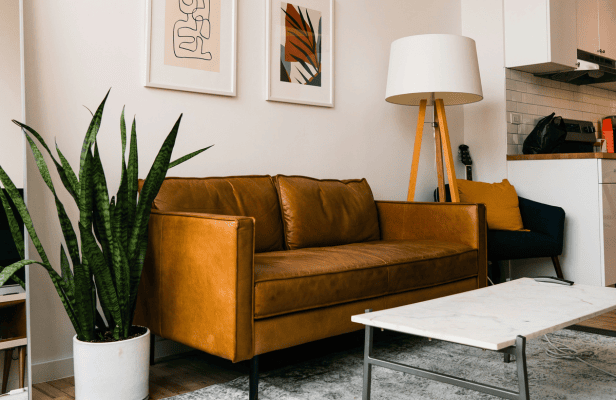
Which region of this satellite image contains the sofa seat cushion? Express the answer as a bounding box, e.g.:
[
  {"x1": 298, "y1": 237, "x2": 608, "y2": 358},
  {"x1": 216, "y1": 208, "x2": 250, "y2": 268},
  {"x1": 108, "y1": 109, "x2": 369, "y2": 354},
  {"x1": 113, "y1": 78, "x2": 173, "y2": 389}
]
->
[{"x1": 254, "y1": 240, "x2": 477, "y2": 319}]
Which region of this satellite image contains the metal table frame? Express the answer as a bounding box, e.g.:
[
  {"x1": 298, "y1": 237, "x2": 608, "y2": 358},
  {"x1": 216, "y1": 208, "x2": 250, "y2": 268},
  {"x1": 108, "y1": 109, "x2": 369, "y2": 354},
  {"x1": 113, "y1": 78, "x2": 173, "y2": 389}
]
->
[{"x1": 360, "y1": 311, "x2": 530, "y2": 400}]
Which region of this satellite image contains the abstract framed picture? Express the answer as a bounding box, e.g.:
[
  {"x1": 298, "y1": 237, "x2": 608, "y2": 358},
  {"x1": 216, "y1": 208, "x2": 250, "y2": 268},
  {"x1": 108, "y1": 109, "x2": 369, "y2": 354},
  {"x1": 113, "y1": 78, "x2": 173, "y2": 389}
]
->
[
  {"x1": 266, "y1": 0, "x2": 334, "y2": 107},
  {"x1": 145, "y1": 0, "x2": 237, "y2": 96}
]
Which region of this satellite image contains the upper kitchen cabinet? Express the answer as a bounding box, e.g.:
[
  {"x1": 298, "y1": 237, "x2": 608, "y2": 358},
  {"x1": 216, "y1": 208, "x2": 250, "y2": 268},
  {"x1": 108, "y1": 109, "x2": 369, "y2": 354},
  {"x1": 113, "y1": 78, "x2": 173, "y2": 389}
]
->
[
  {"x1": 577, "y1": 0, "x2": 601, "y2": 55},
  {"x1": 505, "y1": 0, "x2": 578, "y2": 73},
  {"x1": 598, "y1": 0, "x2": 616, "y2": 59}
]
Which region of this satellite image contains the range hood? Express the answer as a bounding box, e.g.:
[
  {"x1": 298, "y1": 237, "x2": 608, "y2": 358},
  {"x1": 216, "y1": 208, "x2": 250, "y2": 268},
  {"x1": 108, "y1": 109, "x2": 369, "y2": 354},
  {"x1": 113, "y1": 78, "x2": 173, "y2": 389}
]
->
[{"x1": 535, "y1": 50, "x2": 616, "y2": 85}]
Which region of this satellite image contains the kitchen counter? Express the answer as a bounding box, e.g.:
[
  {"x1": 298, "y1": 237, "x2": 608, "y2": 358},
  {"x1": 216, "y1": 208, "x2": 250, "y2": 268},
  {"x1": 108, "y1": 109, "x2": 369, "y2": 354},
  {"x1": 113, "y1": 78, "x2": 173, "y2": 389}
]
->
[
  {"x1": 507, "y1": 153, "x2": 616, "y2": 161},
  {"x1": 507, "y1": 156, "x2": 616, "y2": 287}
]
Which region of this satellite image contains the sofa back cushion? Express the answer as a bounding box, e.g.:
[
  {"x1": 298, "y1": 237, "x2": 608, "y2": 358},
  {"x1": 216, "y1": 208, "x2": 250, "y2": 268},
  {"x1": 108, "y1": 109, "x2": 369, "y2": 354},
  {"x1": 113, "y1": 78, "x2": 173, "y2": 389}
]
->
[
  {"x1": 275, "y1": 175, "x2": 381, "y2": 250},
  {"x1": 145, "y1": 176, "x2": 285, "y2": 252}
]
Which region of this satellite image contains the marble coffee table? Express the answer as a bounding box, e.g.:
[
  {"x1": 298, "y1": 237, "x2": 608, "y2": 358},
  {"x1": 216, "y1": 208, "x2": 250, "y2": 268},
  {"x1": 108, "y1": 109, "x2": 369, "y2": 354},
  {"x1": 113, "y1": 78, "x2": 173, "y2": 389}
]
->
[{"x1": 351, "y1": 278, "x2": 616, "y2": 400}]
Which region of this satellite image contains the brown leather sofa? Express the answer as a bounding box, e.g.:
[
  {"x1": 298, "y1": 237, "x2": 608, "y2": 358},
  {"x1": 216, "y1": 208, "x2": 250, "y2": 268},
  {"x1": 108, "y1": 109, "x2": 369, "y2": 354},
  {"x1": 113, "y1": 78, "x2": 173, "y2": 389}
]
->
[{"x1": 135, "y1": 175, "x2": 487, "y2": 400}]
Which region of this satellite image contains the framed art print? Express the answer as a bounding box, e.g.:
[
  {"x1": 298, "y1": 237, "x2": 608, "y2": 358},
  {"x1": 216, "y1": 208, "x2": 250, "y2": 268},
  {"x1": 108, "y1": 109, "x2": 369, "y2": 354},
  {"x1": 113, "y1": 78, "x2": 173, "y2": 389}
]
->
[
  {"x1": 145, "y1": 0, "x2": 237, "y2": 96},
  {"x1": 266, "y1": 0, "x2": 334, "y2": 107}
]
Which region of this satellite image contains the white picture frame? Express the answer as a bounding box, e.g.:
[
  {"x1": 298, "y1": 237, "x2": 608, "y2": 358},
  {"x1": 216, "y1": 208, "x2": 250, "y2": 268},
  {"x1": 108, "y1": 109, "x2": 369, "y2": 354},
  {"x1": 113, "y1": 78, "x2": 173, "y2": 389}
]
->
[
  {"x1": 266, "y1": 0, "x2": 334, "y2": 107},
  {"x1": 145, "y1": 0, "x2": 237, "y2": 96}
]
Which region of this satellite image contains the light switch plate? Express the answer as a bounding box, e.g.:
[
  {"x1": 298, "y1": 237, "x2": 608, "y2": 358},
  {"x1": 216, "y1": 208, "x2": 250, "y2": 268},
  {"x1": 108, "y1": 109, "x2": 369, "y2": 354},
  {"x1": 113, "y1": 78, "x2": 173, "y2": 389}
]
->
[{"x1": 510, "y1": 113, "x2": 522, "y2": 125}]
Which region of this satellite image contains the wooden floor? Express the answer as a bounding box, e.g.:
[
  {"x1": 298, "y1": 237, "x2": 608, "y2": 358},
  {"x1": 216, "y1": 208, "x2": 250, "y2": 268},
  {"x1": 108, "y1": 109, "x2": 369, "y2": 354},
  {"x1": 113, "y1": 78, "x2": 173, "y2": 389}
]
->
[
  {"x1": 31, "y1": 310, "x2": 616, "y2": 400},
  {"x1": 576, "y1": 309, "x2": 616, "y2": 331},
  {"x1": 32, "y1": 353, "x2": 244, "y2": 400}
]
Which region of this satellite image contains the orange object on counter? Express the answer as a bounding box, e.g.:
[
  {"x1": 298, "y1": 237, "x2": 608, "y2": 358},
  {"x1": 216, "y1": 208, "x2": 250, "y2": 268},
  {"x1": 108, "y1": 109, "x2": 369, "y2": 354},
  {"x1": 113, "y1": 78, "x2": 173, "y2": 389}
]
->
[{"x1": 602, "y1": 117, "x2": 614, "y2": 153}]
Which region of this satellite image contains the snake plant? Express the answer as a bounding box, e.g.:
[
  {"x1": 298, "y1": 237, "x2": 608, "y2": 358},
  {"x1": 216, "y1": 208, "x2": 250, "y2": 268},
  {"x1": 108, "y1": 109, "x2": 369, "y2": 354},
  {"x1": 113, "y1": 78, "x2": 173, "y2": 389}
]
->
[{"x1": 0, "y1": 91, "x2": 211, "y2": 341}]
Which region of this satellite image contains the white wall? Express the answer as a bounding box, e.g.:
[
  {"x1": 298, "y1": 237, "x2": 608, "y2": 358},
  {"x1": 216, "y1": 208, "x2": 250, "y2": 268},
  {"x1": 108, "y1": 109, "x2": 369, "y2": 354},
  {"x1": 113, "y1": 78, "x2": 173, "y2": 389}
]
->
[
  {"x1": 461, "y1": 0, "x2": 508, "y2": 183},
  {"x1": 23, "y1": 0, "x2": 465, "y2": 382},
  {"x1": 0, "y1": 0, "x2": 23, "y2": 187}
]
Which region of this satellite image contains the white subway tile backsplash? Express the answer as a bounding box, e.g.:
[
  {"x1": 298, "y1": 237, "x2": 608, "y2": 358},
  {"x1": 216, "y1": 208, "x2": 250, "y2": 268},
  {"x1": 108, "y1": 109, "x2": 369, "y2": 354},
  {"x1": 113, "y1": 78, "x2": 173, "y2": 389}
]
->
[
  {"x1": 598, "y1": 105, "x2": 610, "y2": 115},
  {"x1": 519, "y1": 124, "x2": 535, "y2": 135},
  {"x1": 580, "y1": 86, "x2": 594, "y2": 95},
  {"x1": 505, "y1": 68, "x2": 616, "y2": 155},
  {"x1": 536, "y1": 106, "x2": 552, "y2": 116},
  {"x1": 517, "y1": 103, "x2": 538, "y2": 115},
  {"x1": 522, "y1": 114, "x2": 539, "y2": 125}
]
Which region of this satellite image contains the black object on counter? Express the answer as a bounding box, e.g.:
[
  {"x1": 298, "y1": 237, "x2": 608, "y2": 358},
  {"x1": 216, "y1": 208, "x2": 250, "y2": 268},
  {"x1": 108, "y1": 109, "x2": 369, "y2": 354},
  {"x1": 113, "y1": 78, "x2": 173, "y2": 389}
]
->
[{"x1": 522, "y1": 113, "x2": 567, "y2": 154}]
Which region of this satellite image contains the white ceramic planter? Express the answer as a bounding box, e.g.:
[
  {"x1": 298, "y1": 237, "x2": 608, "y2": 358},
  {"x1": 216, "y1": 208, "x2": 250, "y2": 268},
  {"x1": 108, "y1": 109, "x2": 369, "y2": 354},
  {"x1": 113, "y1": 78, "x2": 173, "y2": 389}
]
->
[{"x1": 73, "y1": 328, "x2": 150, "y2": 400}]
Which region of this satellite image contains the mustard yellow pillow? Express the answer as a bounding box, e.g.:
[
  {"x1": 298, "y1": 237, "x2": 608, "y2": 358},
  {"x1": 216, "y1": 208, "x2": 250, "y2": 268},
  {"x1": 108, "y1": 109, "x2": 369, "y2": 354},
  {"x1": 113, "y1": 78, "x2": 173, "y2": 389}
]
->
[{"x1": 456, "y1": 179, "x2": 524, "y2": 231}]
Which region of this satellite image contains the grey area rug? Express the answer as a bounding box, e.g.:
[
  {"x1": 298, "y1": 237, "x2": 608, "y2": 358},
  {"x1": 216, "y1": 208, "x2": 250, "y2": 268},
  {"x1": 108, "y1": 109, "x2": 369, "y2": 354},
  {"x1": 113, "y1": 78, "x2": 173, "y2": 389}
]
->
[{"x1": 169, "y1": 329, "x2": 616, "y2": 399}]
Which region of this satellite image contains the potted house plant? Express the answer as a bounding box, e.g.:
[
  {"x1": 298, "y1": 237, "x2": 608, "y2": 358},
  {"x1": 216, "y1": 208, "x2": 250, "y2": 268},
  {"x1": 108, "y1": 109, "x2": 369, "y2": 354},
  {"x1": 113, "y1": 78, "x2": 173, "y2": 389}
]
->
[{"x1": 0, "y1": 91, "x2": 211, "y2": 400}]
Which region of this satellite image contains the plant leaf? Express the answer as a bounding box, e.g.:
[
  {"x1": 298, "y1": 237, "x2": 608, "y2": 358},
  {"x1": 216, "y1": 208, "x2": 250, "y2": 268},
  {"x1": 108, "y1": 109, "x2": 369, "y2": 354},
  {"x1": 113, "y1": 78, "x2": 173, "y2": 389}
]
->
[
  {"x1": 127, "y1": 118, "x2": 139, "y2": 232},
  {"x1": 55, "y1": 141, "x2": 80, "y2": 200},
  {"x1": 0, "y1": 188, "x2": 24, "y2": 259},
  {"x1": 128, "y1": 114, "x2": 182, "y2": 311},
  {"x1": 120, "y1": 106, "x2": 127, "y2": 165},
  {"x1": 80, "y1": 221, "x2": 123, "y2": 334},
  {"x1": 111, "y1": 197, "x2": 130, "y2": 336},
  {"x1": 79, "y1": 89, "x2": 110, "y2": 190},
  {"x1": 129, "y1": 115, "x2": 183, "y2": 259},
  {"x1": 168, "y1": 145, "x2": 213, "y2": 169},
  {"x1": 0, "y1": 260, "x2": 37, "y2": 287},
  {"x1": 0, "y1": 165, "x2": 51, "y2": 267},
  {"x1": 24, "y1": 134, "x2": 81, "y2": 268},
  {"x1": 91, "y1": 144, "x2": 114, "y2": 259},
  {"x1": 12, "y1": 120, "x2": 79, "y2": 200},
  {"x1": 60, "y1": 245, "x2": 75, "y2": 298}
]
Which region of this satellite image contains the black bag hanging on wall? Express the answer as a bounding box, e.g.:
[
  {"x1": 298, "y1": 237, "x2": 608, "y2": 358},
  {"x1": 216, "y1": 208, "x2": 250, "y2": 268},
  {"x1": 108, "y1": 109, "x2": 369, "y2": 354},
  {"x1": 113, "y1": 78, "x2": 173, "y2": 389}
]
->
[{"x1": 522, "y1": 113, "x2": 567, "y2": 154}]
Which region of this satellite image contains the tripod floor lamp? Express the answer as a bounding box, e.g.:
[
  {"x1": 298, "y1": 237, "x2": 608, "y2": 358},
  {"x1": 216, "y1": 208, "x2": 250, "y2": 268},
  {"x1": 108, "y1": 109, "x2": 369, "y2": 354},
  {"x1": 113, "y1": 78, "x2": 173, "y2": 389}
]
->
[{"x1": 385, "y1": 34, "x2": 483, "y2": 202}]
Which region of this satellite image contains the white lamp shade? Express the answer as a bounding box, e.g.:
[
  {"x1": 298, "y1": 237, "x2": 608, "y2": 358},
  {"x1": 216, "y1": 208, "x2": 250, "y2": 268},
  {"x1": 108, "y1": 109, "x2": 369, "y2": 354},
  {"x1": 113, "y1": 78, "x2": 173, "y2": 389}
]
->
[{"x1": 386, "y1": 34, "x2": 483, "y2": 106}]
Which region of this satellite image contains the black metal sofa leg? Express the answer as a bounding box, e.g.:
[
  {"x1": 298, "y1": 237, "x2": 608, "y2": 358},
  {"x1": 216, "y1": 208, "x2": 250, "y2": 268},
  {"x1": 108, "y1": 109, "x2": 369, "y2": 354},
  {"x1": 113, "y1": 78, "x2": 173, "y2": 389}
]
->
[
  {"x1": 249, "y1": 356, "x2": 259, "y2": 400},
  {"x1": 150, "y1": 333, "x2": 156, "y2": 366},
  {"x1": 551, "y1": 256, "x2": 564, "y2": 279}
]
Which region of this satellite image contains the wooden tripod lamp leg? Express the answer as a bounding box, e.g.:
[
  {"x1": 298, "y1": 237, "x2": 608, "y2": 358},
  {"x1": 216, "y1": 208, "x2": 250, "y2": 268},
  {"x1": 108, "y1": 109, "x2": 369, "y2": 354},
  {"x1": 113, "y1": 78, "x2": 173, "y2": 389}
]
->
[
  {"x1": 435, "y1": 99, "x2": 460, "y2": 202},
  {"x1": 407, "y1": 99, "x2": 427, "y2": 201},
  {"x1": 434, "y1": 105, "x2": 446, "y2": 202}
]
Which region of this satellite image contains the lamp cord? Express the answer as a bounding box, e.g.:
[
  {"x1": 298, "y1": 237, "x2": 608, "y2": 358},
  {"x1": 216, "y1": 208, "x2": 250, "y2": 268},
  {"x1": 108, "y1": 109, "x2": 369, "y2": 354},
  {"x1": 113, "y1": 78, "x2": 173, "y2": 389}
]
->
[{"x1": 543, "y1": 334, "x2": 616, "y2": 378}]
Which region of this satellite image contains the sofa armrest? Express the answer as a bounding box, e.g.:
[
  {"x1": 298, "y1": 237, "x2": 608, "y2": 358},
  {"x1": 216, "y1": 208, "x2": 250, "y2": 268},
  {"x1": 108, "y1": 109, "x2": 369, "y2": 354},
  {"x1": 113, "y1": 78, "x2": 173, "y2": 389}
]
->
[
  {"x1": 518, "y1": 197, "x2": 565, "y2": 252},
  {"x1": 376, "y1": 201, "x2": 487, "y2": 286},
  {"x1": 134, "y1": 209, "x2": 255, "y2": 363}
]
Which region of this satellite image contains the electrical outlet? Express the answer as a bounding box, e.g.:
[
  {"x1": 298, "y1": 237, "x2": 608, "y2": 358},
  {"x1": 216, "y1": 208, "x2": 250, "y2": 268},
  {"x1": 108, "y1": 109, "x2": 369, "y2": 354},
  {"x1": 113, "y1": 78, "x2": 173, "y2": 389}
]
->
[{"x1": 510, "y1": 113, "x2": 522, "y2": 125}]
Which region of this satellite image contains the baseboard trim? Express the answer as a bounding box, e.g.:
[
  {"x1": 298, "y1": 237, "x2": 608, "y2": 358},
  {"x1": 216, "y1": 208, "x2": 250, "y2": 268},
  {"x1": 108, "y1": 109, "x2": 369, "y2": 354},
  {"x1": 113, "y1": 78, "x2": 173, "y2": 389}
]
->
[
  {"x1": 32, "y1": 338, "x2": 192, "y2": 384},
  {"x1": 32, "y1": 357, "x2": 73, "y2": 384}
]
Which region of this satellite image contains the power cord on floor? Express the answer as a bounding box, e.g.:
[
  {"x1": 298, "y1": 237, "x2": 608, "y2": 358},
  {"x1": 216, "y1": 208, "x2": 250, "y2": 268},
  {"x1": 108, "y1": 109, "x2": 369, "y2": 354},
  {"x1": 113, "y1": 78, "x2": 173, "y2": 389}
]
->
[
  {"x1": 487, "y1": 277, "x2": 495, "y2": 286},
  {"x1": 543, "y1": 334, "x2": 616, "y2": 378}
]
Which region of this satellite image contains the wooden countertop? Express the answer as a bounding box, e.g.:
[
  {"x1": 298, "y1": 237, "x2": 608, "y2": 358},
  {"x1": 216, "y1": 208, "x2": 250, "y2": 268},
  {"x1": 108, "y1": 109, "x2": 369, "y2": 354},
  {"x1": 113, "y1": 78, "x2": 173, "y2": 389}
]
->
[{"x1": 507, "y1": 153, "x2": 616, "y2": 160}]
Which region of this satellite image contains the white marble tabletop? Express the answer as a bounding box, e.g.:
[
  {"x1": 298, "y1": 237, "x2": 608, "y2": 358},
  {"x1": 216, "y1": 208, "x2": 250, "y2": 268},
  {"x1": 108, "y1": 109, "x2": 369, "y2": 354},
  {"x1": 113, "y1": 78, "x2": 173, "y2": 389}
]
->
[{"x1": 351, "y1": 278, "x2": 616, "y2": 350}]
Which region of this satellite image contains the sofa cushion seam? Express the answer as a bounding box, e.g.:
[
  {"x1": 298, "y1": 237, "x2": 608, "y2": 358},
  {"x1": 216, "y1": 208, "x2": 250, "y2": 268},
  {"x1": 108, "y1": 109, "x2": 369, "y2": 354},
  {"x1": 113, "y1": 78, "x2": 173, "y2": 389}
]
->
[
  {"x1": 254, "y1": 249, "x2": 477, "y2": 283},
  {"x1": 253, "y1": 274, "x2": 479, "y2": 319}
]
